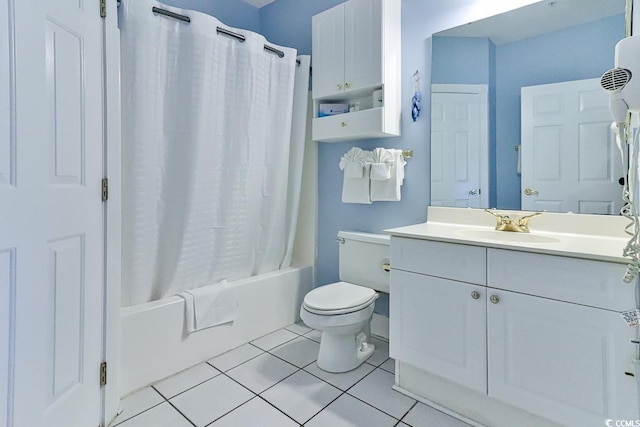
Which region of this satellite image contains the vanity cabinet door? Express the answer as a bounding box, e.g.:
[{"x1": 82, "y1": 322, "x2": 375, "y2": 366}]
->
[
  {"x1": 390, "y1": 269, "x2": 487, "y2": 393},
  {"x1": 487, "y1": 289, "x2": 638, "y2": 425}
]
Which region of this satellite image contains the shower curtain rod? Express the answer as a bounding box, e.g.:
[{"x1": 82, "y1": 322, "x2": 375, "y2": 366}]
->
[{"x1": 149, "y1": 6, "x2": 288, "y2": 60}]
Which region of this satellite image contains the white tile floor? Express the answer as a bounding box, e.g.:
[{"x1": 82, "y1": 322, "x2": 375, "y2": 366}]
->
[{"x1": 113, "y1": 324, "x2": 472, "y2": 427}]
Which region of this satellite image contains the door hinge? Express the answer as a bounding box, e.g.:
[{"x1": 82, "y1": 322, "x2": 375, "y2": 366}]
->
[
  {"x1": 100, "y1": 0, "x2": 107, "y2": 18},
  {"x1": 101, "y1": 178, "x2": 109, "y2": 201},
  {"x1": 100, "y1": 362, "x2": 107, "y2": 386}
]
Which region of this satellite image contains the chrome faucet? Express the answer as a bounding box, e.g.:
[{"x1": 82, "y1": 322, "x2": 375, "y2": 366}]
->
[{"x1": 484, "y1": 209, "x2": 542, "y2": 233}]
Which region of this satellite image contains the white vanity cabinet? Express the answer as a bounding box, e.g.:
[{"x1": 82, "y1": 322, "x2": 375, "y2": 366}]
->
[
  {"x1": 392, "y1": 270, "x2": 487, "y2": 393},
  {"x1": 390, "y1": 238, "x2": 488, "y2": 392},
  {"x1": 311, "y1": 0, "x2": 401, "y2": 142},
  {"x1": 390, "y1": 236, "x2": 639, "y2": 426},
  {"x1": 486, "y1": 249, "x2": 638, "y2": 425}
]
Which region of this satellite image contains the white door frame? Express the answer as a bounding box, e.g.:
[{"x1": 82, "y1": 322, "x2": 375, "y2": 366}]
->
[
  {"x1": 103, "y1": 0, "x2": 122, "y2": 424},
  {"x1": 431, "y1": 84, "x2": 489, "y2": 208}
]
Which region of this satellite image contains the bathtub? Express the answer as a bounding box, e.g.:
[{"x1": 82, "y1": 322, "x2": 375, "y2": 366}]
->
[{"x1": 119, "y1": 266, "x2": 313, "y2": 396}]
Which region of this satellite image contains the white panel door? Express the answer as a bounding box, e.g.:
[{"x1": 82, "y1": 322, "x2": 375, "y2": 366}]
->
[
  {"x1": 312, "y1": 3, "x2": 344, "y2": 99},
  {"x1": 431, "y1": 90, "x2": 486, "y2": 208},
  {"x1": 488, "y1": 290, "x2": 639, "y2": 425},
  {"x1": 1, "y1": 0, "x2": 105, "y2": 426},
  {"x1": 344, "y1": 0, "x2": 381, "y2": 92},
  {"x1": 390, "y1": 270, "x2": 487, "y2": 393},
  {"x1": 521, "y1": 78, "x2": 623, "y2": 214}
]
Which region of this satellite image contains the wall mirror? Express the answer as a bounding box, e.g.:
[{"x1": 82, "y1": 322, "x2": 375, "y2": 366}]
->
[{"x1": 429, "y1": 0, "x2": 628, "y2": 214}]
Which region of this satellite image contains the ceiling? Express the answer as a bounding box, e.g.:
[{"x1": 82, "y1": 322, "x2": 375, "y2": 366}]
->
[
  {"x1": 243, "y1": 0, "x2": 276, "y2": 8},
  {"x1": 437, "y1": 0, "x2": 625, "y2": 44}
]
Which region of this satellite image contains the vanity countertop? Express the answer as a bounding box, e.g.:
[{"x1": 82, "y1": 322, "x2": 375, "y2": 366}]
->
[{"x1": 385, "y1": 207, "x2": 630, "y2": 264}]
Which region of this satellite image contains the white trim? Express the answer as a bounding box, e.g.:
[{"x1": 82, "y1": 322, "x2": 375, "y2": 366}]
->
[
  {"x1": 103, "y1": 0, "x2": 122, "y2": 424},
  {"x1": 395, "y1": 361, "x2": 560, "y2": 427},
  {"x1": 431, "y1": 84, "x2": 490, "y2": 208}
]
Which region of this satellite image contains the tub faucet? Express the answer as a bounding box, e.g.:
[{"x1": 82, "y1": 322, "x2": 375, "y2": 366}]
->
[{"x1": 484, "y1": 209, "x2": 542, "y2": 233}]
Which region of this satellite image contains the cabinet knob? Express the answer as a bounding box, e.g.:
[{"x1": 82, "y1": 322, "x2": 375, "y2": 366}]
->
[
  {"x1": 490, "y1": 295, "x2": 500, "y2": 304},
  {"x1": 471, "y1": 291, "x2": 480, "y2": 300},
  {"x1": 340, "y1": 121, "x2": 347, "y2": 127},
  {"x1": 345, "y1": 82, "x2": 351, "y2": 89},
  {"x1": 336, "y1": 83, "x2": 343, "y2": 90}
]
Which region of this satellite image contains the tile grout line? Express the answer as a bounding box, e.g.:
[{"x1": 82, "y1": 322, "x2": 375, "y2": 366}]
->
[
  {"x1": 111, "y1": 387, "x2": 166, "y2": 426},
  {"x1": 300, "y1": 390, "x2": 346, "y2": 426},
  {"x1": 254, "y1": 394, "x2": 305, "y2": 426},
  {"x1": 396, "y1": 400, "x2": 418, "y2": 426},
  {"x1": 151, "y1": 371, "x2": 221, "y2": 401},
  {"x1": 201, "y1": 370, "x2": 305, "y2": 426},
  {"x1": 165, "y1": 398, "x2": 198, "y2": 427},
  {"x1": 199, "y1": 373, "x2": 260, "y2": 427},
  {"x1": 250, "y1": 332, "x2": 301, "y2": 352},
  {"x1": 206, "y1": 349, "x2": 265, "y2": 373},
  {"x1": 341, "y1": 365, "x2": 414, "y2": 422}
]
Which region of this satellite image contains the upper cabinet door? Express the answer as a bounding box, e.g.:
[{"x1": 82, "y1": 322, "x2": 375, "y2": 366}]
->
[
  {"x1": 344, "y1": 0, "x2": 382, "y2": 92},
  {"x1": 312, "y1": 4, "x2": 345, "y2": 99}
]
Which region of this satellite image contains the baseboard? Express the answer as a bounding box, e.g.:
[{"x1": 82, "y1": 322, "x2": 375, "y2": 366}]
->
[{"x1": 371, "y1": 313, "x2": 389, "y2": 340}]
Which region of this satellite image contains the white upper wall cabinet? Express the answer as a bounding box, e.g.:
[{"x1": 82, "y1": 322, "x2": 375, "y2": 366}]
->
[
  {"x1": 312, "y1": 3, "x2": 346, "y2": 99},
  {"x1": 311, "y1": 0, "x2": 401, "y2": 142}
]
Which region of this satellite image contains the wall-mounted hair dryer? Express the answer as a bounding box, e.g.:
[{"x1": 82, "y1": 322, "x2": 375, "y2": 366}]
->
[
  {"x1": 601, "y1": 35, "x2": 640, "y2": 284},
  {"x1": 601, "y1": 35, "x2": 640, "y2": 126}
]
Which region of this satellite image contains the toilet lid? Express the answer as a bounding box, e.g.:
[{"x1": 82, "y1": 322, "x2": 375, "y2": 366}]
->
[{"x1": 303, "y1": 282, "x2": 376, "y2": 312}]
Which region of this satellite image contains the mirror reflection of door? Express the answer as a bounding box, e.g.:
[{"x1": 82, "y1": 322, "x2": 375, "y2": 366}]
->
[
  {"x1": 431, "y1": 85, "x2": 488, "y2": 209},
  {"x1": 429, "y1": 0, "x2": 626, "y2": 212},
  {"x1": 521, "y1": 78, "x2": 624, "y2": 214}
]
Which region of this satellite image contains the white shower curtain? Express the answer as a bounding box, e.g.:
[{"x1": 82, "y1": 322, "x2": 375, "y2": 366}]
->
[{"x1": 120, "y1": 0, "x2": 304, "y2": 306}]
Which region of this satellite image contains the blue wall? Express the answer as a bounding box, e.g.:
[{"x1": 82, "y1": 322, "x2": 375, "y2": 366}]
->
[
  {"x1": 160, "y1": 0, "x2": 261, "y2": 31},
  {"x1": 432, "y1": 37, "x2": 493, "y2": 84}
]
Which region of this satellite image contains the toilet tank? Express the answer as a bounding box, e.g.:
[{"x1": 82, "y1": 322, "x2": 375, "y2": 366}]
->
[{"x1": 338, "y1": 231, "x2": 390, "y2": 293}]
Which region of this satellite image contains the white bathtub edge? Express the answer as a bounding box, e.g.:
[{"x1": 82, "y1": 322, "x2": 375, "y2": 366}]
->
[{"x1": 119, "y1": 266, "x2": 313, "y2": 397}]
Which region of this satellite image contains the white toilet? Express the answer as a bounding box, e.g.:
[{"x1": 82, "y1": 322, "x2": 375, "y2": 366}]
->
[{"x1": 300, "y1": 231, "x2": 390, "y2": 373}]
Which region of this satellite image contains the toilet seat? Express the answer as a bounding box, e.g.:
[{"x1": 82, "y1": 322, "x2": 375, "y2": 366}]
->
[{"x1": 303, "y1": 282, "x2": 377, "y2": 315}]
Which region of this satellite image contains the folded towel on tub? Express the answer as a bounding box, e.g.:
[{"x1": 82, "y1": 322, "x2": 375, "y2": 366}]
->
[
  {"x1": 339, "y1": 147, "x2": 374, "y2": 204},
  {"x1": 177, "y1": 280, "x2": 238, "y2": 333}
]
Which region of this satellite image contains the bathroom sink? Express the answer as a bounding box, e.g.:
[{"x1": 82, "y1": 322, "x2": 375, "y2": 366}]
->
[{"x1": 457, "y1": 229, "x2": 561, "y2": 244}]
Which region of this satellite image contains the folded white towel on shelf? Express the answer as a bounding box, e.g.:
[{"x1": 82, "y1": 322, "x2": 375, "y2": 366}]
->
[
  {"x1": 177, "y1": 280, "x2": 238, "y2": 334},
  {"x1": 339, "y1": 147, "x2": 373, "y2": 204},
  {"x1": 370, "y1": 149, "x2": 406, "y2": 201}
]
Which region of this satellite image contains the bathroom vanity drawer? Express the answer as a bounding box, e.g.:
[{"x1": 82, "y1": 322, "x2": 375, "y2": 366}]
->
[
  {"x1": 487, "y1": 248, "x2": 633, "y2": 311},
  {"x1": 391, "y1": 237, "x2": 486, "y2": 285}
]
